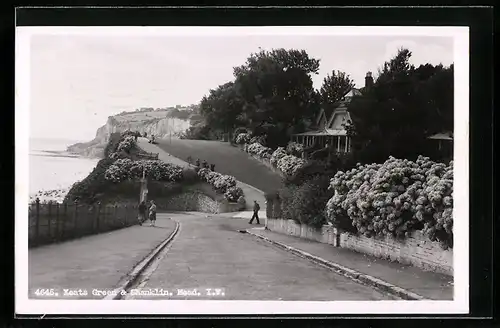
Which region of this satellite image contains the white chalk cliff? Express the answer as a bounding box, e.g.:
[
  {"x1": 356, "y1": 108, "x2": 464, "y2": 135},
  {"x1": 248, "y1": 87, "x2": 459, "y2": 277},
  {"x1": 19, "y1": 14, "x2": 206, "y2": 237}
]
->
[{"x1": 67, "y1": 109, "x2": 191, "y2": 158}]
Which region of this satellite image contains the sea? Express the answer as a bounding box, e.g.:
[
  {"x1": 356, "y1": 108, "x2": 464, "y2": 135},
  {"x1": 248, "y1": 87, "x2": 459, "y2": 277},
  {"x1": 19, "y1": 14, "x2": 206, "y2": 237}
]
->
[{"x1": 29, "y1": 138, "x2": 99, "y2": 203}]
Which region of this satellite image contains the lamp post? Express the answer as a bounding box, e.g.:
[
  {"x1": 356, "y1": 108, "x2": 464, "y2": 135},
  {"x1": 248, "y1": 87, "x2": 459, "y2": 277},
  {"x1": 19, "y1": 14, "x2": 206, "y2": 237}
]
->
[{"x1": 140, "y1": 166, "x2": 148, "y2": 203}]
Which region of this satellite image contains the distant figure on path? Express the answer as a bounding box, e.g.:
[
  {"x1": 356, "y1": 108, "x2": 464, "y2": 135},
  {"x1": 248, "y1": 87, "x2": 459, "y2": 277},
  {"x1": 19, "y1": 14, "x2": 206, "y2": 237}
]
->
[
  {"x1": 249, "y1": 200, "x2": 261, "y2": 225},
  {"x1": 202, "y1": 160, "x2": 208, "y2": 169},
  {"x1": 149, "y1": 200, "x2": 157, "y2": 227},
  {"x1": 210, "y1": 163, "x2": 215, "y2": 171},
  {"x1": 138, "y1": 200, "x2": 147, "y2": 225},
  {"x1": 195, "y1": 159, "x2": 201, "y2": 167}
]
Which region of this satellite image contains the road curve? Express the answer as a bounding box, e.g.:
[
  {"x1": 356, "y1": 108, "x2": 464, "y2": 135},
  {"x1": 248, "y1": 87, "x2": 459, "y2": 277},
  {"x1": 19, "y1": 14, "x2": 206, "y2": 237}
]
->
[{"x1": 125, "y1": 215, "x2": 393, "y2": 301}]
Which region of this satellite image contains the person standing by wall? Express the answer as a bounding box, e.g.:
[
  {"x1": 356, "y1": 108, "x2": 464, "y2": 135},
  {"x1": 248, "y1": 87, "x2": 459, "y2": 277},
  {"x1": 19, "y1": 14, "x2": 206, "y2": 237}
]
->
[
  {"x1": 149, "y1": 200, "x2": 157, "y2": 227},
  {"x1": 249, "y1": 200, "x2": 261, "y2": 225}
]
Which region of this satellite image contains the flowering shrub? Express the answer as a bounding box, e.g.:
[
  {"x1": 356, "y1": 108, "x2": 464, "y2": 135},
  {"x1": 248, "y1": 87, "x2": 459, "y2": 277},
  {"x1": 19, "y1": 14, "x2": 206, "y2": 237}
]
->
[
  {"x1": 212, "y1": 175, "x2": 237, "y2": 192},
  {"x1": 286, "y1": 142, "x2": 304, "y2": 157},
  {"x1": 247, "y1": 142, "x2": 273, "y2": 159},
  {"x1": 235, "y1": 133, "x2": 251, "y2": 145},
  {"x1": 276, "y1": 155, "x2": 307, "y2": 178},
  {"x1": 270, "y1": 147, "x2": 287, "y2": 167},
  {"x1": 237, "y1": 195, "x2": 246, "y2": 207},
  {"x1": 325, "y1": 156, "x2": 453, "y2": 249},
  {"x1": 197, "y1": 168, "x2": 242, "y2": 201},
  {"x1": 117, "y1": 135, "x2": 136, "y2": 153},
  {"x1": 104, "y1": 159, "x2": 183, "y2": 183},
  {"x1": 224, "y1": 186, "x2": 244, "y2": 202}
]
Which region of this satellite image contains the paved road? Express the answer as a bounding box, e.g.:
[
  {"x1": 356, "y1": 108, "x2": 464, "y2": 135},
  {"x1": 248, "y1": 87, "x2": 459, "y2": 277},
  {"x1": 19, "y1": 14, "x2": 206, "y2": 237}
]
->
[
  {"x1": 124, "y1": 215, "x2": 393, "y2": 301},
  {"x1": 155, "y1": 139, "x2": 284, "y2": 194}
]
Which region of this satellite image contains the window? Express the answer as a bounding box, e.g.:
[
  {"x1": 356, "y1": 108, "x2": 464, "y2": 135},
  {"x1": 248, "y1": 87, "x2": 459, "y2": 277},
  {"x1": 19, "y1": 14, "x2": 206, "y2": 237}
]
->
[{"x1": 339, "y1": 136, "x2": 347, "y2": 152}]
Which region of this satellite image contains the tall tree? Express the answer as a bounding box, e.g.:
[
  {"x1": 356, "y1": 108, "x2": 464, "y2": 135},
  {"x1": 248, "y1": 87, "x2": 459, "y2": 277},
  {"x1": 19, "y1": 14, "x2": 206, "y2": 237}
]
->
[
  {"x1": 199, "y1": 81, "x2": 246, "y2": 137},
  {"x1": 346, "y1": 48, "x2": 454, "y2": 163},
  {"x1": 320, "y1": 70, "x2": 355, "y2": 105},
  {"x1": 233, "y1": 48, "x2": 321, "y2": 148}
]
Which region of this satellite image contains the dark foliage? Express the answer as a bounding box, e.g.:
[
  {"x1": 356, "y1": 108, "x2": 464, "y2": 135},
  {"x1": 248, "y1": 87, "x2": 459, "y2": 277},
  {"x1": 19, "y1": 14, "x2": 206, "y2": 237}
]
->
[{"x1": 279, "y1": 175, "x2": 333, "y2": 229}]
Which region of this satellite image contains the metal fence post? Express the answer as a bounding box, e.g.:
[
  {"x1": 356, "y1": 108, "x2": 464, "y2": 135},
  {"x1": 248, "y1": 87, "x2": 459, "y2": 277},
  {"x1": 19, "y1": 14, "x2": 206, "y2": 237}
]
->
[
  {"x1": 96, "y1": 201, "x2": 101, "y2": 232},
  {"x1": 74, "y1": 200, "x2": 79, "y2": 237},
  {"x1": 35, "y1": 198, "x2": 40, "y2": 245},
  {"x1": 56, "y1": 202, "x2": 60, "y2": 240},
  {"x1": 48, "y1": 202, "x2": 52, "y2": 240},
  {"x1": 124, "y1": 204, "x2": 128, "y2": 226},
  {"x1": 62, "y1": 202, "x2": 68, "y2": 238}
]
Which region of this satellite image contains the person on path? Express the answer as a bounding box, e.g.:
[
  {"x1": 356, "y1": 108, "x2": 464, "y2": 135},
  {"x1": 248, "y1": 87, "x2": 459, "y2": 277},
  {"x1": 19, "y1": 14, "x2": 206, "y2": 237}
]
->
[
  {"x1": 249, "y1": 200, "x2": 261, "y2": 224},
  {"x1": 195, "y1": 159, "x2": 201, "y2": 167},
  {"x1": 202, "y1": 160, "x2": 208, "y2": 169},
  {"x1": 149, "y1": 200, "x2": 157, "y2": 227},
  {"x1": 210, "y1": 163, "x2": 215, "y2": 171},
  {"x1": 138, "y1": 200, "x2": 146, "y2": 225}
]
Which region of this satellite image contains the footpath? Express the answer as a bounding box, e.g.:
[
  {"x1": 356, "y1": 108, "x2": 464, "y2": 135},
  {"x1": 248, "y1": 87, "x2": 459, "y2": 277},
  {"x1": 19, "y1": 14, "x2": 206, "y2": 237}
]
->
[
  {"x1": 29, "y1": 215, "x2": 178, "y2": 299},
  {"x1": 138, "y1": 138, "x2": 454, "y2": 300},
  {"x1": 247, "y1": 228, "x2": 454, "y2": 300}
]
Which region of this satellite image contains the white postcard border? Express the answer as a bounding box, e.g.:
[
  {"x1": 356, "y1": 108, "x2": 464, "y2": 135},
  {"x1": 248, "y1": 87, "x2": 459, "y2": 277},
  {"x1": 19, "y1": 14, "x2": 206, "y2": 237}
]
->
[{"x1": 15, "y1": 25, "x2": 469, "y2": 315}]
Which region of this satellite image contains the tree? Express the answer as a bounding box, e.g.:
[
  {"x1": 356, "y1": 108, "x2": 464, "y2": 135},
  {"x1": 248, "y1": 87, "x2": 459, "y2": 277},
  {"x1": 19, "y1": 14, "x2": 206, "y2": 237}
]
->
[
  {"x1": 198, "y1": 81, "x2": 246, "y2": 139},
  {"x1": 320, "y1": 70, "x2": 355, "y2": 105},
  {"x1": 232, "y1": 48, "x2": 321, "y2": 148},
  {"x1": 346, "y1": 48, "x2": 454, "y2": 163}
]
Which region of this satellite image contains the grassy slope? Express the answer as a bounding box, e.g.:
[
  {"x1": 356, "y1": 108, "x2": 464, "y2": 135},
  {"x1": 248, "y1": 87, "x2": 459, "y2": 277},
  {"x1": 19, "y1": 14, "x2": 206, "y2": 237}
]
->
[{"x1": 155, "y1": 139, "x2": 284, "y2": 194}]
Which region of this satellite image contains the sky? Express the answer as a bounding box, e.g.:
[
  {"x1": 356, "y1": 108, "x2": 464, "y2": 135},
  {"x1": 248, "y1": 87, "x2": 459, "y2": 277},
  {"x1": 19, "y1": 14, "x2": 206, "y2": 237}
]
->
[{"x1": 28, "y1": 31, "x2": 454, "y2": 141}]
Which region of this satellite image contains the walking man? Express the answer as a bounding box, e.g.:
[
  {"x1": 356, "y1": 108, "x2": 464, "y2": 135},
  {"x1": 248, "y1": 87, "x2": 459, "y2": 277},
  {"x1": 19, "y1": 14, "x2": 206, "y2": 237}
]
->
[
  {"x1": 138, "y1": 200, "x2": 146, "y2": 226},
  {"x1": 249, "y1": 200, "x2": 261, "y2": 225},
  {"x1": 149, "y1": 200, "x2": 157, "y2": 227}
]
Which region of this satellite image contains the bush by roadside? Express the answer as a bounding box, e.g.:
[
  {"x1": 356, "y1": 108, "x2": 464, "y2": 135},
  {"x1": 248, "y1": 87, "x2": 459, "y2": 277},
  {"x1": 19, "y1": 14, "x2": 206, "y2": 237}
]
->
[
  {"x1": 197, "y1": 168, "x2": 244, "y2": 202},
  {"x1": 278, "y1": 175, "x2": 333, "y2": 229},
  {"x1": 326, "y1": 156, "x2": 453, "y2": 249}
]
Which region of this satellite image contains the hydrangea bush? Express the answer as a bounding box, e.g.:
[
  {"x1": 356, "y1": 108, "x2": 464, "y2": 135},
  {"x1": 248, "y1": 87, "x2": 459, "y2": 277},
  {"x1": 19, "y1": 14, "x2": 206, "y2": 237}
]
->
[
  {"x1": 117, "y1": 135, "x2": 136, "y2": 153},
  {"x1": 247, "y1": 142, "x2": 273, "y2": 159},
  {"x1": 197, "y1": 168, "x2": 242, "y2": 202},
  {"x1": 235, "y1": 133, "x2": 251, "y2": 145},
  {"x1": 224, "y1": 186, "x2": 245, "y2": 202},
  {"x1": 286, "y1": 142, "x2": 304, "y2": 157},
  {"x1": 270, "y1": 147, "x2": 287, "y2": 167},
  {"x1": 325, "y1": 156, "x2": 453, "y2": 249},
  {"x1": 104, "y1": 159, "x2": 183, "y2": 183},
  {"x1": 276, "y1": 155, "x2": 307, "y2": 178}
]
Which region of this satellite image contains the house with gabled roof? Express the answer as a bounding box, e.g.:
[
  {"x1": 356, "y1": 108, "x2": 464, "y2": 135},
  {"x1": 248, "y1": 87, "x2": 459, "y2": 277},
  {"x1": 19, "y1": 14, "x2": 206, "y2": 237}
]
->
[{"x1": 291, "y1": 72, "x2": 374, "y2": 156}]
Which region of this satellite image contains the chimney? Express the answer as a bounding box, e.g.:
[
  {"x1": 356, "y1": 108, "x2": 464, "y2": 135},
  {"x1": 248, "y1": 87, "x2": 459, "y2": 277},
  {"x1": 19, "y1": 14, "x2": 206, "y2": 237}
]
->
[{"x1": 365, "y1": 71, "x2": 374, "y2": 89}]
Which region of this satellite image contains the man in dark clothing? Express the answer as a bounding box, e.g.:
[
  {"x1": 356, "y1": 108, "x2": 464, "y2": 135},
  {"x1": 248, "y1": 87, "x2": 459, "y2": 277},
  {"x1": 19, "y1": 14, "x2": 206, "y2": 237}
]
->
[
  {"x1": 210, "y1": 163, "x2": 215, "y2": 171},
  {"x1": 202, "y1": 160, "x2": 208, "y2": 169},
  {"x1": 138, "y1": 201, "x2": 146, "y2": 225},
  {"x1": 249, "y1": 200, "x2": 261, "y2": 224},
  {"x1": 195, "y1": 159, "x2": 201, "y2": 167}
]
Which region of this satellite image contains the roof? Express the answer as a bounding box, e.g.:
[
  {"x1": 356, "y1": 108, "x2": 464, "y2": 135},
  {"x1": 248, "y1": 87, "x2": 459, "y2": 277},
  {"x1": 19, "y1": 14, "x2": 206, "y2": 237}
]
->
[
  {"x1": 427, "y1": 131, "x2": 453, "y2": 140},
  {"x1": 293, "y1": 129, "x2": 347, "y2": 136},
  {"x1": 316, "y1": 87, "x2": 361, "y2": 126}
]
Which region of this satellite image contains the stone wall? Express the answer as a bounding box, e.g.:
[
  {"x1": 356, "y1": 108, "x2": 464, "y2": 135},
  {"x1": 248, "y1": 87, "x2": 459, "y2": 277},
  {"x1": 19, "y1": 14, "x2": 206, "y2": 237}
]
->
[
  {"x1": 154, "y1": 192, "x2": 244, "y2": 214},
  {"x1": 266, "y1": 218, "x2": 453, "y2": 276},
  {"x1": 339, "y1": 229, "x2": 453, "y2": 276}
]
